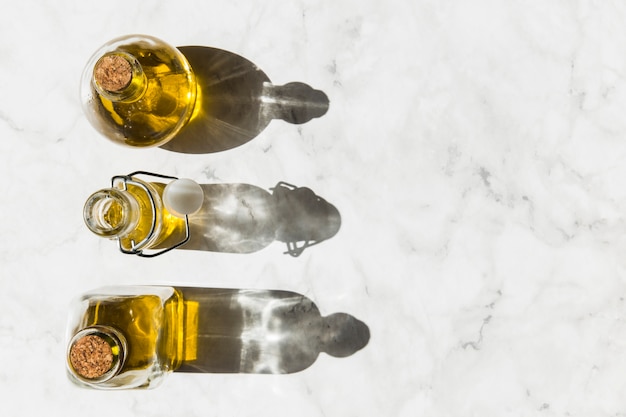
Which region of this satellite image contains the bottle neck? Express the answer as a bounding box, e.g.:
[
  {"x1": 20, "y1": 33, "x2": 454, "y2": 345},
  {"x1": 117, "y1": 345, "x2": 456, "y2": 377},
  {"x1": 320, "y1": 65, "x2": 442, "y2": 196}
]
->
[
  {"x1": 92, "y1": 52, "x2": 147, "y2": 102},
  {"x1": 67, "y1": 325, "x2": 127, "y2": 385},
  {"x1": 83, "y1": 188, "x2": 140, "y2": 238}
]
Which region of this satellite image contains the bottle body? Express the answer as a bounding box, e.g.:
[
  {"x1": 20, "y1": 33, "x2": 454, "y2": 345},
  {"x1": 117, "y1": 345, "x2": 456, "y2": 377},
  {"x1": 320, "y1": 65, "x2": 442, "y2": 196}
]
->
[
  {"x1": 83, "y1": 176, "x2": 187, "y2": 254},
  {"x1": 66, "y1": 286, "x2": 183, "y2": 389},
  {"x1": 81, "y1": 35, "x2": 197, "y2": 147}
]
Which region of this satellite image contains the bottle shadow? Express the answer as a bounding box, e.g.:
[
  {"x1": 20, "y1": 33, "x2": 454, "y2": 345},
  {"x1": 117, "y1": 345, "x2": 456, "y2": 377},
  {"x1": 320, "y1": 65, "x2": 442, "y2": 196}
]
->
[
  {"x1": 160, "y1": 46, "x2": 330, "y2": 154},
  {"x1": 181, "y1": 182, "x2": 341, "y2": 257},
  {"x1": 176, "y1": 287, "x2": 370, "y2": 374}
]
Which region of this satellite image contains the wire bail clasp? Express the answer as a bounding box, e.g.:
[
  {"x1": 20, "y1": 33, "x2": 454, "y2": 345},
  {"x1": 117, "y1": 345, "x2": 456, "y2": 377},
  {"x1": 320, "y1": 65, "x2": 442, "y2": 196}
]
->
[{"x1": 111, "y1": 171, "x2": 191, "y2": 258}]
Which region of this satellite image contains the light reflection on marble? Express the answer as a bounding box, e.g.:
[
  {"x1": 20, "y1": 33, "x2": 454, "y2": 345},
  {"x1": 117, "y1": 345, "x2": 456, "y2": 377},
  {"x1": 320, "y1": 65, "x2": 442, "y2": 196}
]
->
[{"x1": 1, "y1": 0, "x2": 626, "y2": 415}]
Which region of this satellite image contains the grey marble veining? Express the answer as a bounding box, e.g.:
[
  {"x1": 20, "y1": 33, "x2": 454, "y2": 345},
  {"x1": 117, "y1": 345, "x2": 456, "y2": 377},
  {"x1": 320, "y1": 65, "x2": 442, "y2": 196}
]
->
[{"x1": 1, "y1": 0, "x2": 626, "y2": 416}]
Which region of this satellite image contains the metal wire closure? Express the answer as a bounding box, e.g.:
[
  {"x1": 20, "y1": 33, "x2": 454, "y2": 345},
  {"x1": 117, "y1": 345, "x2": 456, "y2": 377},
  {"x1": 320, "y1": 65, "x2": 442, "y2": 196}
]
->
[{"x1": 111, "y1": 171, "x2": 190, "y2": 258}]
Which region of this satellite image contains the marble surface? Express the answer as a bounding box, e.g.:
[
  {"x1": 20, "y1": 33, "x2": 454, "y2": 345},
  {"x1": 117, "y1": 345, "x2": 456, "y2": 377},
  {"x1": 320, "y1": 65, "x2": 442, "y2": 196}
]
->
[{"x1": 1, "y1": 0, "x2": 626, "y2": 415}]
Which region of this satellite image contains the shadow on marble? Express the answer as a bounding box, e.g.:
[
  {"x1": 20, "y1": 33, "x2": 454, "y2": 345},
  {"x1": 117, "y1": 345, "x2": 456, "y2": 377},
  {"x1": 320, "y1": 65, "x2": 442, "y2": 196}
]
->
[
  {"x1": 181, "y1": 182, "x2": 341, "y2": 257},
  {"x1": 176, "y1": 287, "x2": 370, "y2": 374},
  {"x1": 159, "y1": 46, "x2": 330, "y2": 154}
]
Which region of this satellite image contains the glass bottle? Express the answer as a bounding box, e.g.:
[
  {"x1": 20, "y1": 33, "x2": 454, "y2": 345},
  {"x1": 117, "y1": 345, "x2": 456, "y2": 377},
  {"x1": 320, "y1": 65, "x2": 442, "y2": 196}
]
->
[
  {"x1": 80, "y1": 34, "x2": 197, "y2": 148},
  {"x1": 83, "y1": 172, "x2": 190, "y2": 256},
  {"x1": 66, "y1": 286, "x2": 182, "y2": 389},
  {"x1": 66, "y1": 286, "x2": 371, "y2": 390}
]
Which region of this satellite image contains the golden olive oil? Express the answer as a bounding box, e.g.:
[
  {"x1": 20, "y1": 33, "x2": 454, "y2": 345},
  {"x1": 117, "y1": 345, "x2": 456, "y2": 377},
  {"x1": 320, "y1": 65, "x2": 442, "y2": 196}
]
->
[
  {"x1": 117, "y1": 182, "x2": 187, "y2": 251},
  {"x1": 88, "y1": 39, "x2": 197, "y2": 147},
  {"x1": 83, "y1": 176, "x2": 188, "y2": 254},
  {"x1": 79, "y1": 292, "x2": 194, "y2": 373}
]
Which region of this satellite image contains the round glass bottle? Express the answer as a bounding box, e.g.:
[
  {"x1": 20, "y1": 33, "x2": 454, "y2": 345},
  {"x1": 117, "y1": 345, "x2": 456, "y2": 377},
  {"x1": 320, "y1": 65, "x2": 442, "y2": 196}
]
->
[
  {"x1": 80, "y1": 34, "x2": 198, "y2": 147},
  {"x1": 83, "y1": 176, "x2": 187, "y2": 254}
]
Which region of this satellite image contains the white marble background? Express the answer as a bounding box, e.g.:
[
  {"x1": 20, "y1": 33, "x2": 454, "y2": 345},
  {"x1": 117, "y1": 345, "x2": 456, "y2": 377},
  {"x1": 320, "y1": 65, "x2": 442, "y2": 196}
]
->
[{"x1": 1, "y1": 0, "x2": 625, "y2": 416}]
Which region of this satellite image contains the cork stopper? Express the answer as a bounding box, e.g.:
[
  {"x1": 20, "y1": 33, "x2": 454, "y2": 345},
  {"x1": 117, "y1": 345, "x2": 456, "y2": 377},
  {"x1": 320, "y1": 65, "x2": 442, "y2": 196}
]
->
[
  {"x1": 94, "y1": 54, "x2": 133, "y2": 93},
  {"x1": 69, "y1": 334, "x2": 114, "y2": 379}
]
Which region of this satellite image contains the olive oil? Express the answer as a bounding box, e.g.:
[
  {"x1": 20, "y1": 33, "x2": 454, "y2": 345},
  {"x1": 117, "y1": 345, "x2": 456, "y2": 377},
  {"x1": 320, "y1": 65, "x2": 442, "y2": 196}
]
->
[
  {"x1": 66, "y1": 286, "x2": 194, "y2": 389},
  {"x1": 81, "y1": 35, "x2": 197, "y2": 147},
  {"x1": 81, "y1": 294, "x2": 183, "y2": 373},
  {"x1": 83, "y1": 177, "x2": 188, "y2": 254},
  {"x1": 117, "y1": 182, "x2": 187, "y2": 251}
]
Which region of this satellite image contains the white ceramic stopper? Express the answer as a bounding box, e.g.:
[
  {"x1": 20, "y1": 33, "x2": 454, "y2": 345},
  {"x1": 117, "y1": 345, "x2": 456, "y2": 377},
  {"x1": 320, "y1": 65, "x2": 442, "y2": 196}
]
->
[{"x1": 163, "y1": 178, "x2": 204, "y2": 217}]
